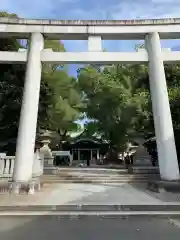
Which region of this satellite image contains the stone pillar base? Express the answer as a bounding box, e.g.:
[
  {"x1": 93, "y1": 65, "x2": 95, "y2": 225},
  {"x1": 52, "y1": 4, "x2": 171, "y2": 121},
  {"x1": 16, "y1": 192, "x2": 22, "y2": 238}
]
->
[
  {"x1": 8, "y1": 179, "x2": 42, "y2": 195},
  {"x1": 43, "y1": 157, "x2": 57, "y2": 175},
  {"x1": 147, "y1": 180, "x2": 180, "y2": 193}
]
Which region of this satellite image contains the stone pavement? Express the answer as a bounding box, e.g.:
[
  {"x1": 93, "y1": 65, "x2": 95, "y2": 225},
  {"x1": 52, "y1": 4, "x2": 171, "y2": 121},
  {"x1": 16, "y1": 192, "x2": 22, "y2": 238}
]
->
[{"x1": 0, "y1": 182, "x2": 180, "y2": 206}]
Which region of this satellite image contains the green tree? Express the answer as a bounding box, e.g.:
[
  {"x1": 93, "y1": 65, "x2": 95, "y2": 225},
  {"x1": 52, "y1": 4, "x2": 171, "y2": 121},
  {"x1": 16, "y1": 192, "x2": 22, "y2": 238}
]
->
[
  {"x1": 0, "y1": 12, "x2": 26, "y2": 142},
  {"x1": 77, "y1": 64, "x2": 147, "y2": 152},
  {"x1": 0, "y1": 12, "x2": 83, "y2": 150},
  {"x1": 0, "y1": 36, "x2": 54, "y2": 142},
  {"x1": 45, "y1": 71, "x2": 84, "y2": 148}
]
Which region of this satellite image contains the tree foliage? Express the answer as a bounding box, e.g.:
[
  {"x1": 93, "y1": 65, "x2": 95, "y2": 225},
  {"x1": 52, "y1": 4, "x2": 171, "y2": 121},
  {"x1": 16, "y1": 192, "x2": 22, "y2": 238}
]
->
[
  {"x1": 77, "y1": 61, "x2": 180, "y2": 153},
  {"x1": 77, "y1": 64, "x2": 149, "y2": 150},
  {"x1": 0, "y1": 12, "x2": 83, "y2": 148},
  {"x1": 44, "y1": 70, "x2": 83, "y2": 147}
]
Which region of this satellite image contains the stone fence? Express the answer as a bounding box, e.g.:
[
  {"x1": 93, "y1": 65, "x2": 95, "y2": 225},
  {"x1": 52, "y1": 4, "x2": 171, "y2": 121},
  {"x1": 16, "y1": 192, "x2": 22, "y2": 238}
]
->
[{"x1": 0, "y1": 151, "x2": 44, "y2": 180}]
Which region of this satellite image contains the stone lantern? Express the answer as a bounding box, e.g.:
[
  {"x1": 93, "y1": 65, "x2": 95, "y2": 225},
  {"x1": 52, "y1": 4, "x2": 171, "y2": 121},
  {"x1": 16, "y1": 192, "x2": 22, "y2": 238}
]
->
[{"x1": 38, "y1": 130, "x2": 57, "y2": 174}]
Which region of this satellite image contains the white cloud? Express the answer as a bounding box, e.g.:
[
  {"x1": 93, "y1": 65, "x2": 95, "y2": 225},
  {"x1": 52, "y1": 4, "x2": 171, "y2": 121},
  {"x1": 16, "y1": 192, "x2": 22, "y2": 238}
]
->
[
  {"x1": 0, "y1": 0, "x2": 80, "y2": 18},
  {"x1": 1, "y1": 0, "x2": 180, "y2": 20},
  {"x1": 110, "y1": 0, "x2": 180, "y2": 19}
]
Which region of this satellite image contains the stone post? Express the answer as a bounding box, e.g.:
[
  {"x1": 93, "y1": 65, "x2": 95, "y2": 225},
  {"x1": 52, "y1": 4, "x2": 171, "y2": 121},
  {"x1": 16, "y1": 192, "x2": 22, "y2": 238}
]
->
[
  {"x1": 145, "y1": 32, "x2": 180, "y2": 181},
  {"x1": 88, "y1": 36, "x2": 102, "y2": 52},
  {"x1": 78, "y1": 149, "x2": 80, "y2": 163},
  {"x1": 97, "y1": 149, "x2": 100, "y2": 160}
]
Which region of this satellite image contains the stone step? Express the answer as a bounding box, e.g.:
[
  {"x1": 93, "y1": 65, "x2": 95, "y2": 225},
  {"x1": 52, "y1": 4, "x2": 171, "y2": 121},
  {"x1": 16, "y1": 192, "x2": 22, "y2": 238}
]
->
[
  {"x1": 41, "y1": 173, "x2": 160, "y2": 179},
  {"x1": 42, "y1": 176, "x2": 159, "y2": 179},
  {"x1": 1, "y1": 204, "x2": 180, "y2": 212},
  {"x1": 41, "y1": 176, "x2": 159, "y2": 181},
  {"x1": 132, "y1": 167, "x2": 159, "y2": 174},
  {"x1": 56, "y1": 172, "x2": 129, "y2": 177},
  {"x1": 41, "y1": 179, "x2": 159, "y2": 183},
  {"x1": 58, "y1": 166, "x2": 126, "y2": 170},
  {"x1": 57, "y1": 168, "x2": 128, "y2": 174},
  {"x1": 56, "y1": 167, "x2": 159, "y2": 175},
  {"x1": 56, "y1": 174, "x2": 132, "y2": 177},
  {"x1": 40, "y1": 179, "x2": 159, "y2": 184},
  {"x1": 41, "y1": 171, "x2": 160, "y2": 183}
]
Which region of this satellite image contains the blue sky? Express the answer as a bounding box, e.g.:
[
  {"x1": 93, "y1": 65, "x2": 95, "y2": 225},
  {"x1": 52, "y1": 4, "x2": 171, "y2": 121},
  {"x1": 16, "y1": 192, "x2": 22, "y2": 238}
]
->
[{"x1": 1, "y1": 0, "x2": 180, "y2": 76}]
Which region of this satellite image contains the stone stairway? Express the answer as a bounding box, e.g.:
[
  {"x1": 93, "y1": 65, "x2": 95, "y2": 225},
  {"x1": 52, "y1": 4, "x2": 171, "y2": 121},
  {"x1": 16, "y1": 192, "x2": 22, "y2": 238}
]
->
[{"x1": 41, "y1": 166, "x2": 160, "y2": 184}]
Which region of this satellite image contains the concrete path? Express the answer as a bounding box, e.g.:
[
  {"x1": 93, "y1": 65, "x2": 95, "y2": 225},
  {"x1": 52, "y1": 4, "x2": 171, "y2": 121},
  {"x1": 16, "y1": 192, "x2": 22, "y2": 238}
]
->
[
  {"x1": 41, "y1": 183, "x2": 163, "y2": 205},
  {"x1": 0, "y1": 182, "x2": 180, "y2": 206}
]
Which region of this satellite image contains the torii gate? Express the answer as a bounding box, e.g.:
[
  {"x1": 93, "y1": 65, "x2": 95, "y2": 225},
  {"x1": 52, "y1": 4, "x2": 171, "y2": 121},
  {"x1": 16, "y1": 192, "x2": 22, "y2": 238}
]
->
[{"x1": 0, "y1": 17, "x2": 180, "y2": 193}]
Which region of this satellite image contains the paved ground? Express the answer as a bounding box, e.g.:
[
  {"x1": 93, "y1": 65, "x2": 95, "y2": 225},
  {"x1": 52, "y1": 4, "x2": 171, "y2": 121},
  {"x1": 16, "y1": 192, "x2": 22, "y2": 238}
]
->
[
  {"x1": 68, "y1": 183, "x2": 163, "y2": 205},
  {"x1": 1, "y1": 182, "x2": 180, "y2": 206},
  {"x1": 0, "y1": 216, "x2": 180, "y2": 239}
]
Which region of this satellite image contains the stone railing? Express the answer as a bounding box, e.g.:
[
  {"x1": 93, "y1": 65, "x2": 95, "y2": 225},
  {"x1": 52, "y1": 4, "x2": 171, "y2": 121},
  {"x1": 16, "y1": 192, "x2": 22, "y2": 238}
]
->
[
  {"x1": 0, "y1": 151, "x2": 44, "y2": 179},
  {"x1": 0, "y1": 156, "x2": 15, "y2": 179}
]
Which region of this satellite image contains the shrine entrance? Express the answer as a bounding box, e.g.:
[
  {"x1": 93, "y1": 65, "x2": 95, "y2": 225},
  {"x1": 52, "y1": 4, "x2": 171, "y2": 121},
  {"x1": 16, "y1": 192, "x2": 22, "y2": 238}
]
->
[
  {"x1": 1, "y1": 18, "x2": 180, "y2": 186},
  {"x1": 67, "y1": 138, "x2": 108, "y2": 166}
]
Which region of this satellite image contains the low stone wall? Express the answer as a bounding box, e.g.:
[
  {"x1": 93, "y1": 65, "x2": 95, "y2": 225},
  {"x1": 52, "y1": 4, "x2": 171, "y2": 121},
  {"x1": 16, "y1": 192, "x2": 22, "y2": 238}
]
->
[{"x1": 0, "y1": 151, "x2": 43, "y2": 180}]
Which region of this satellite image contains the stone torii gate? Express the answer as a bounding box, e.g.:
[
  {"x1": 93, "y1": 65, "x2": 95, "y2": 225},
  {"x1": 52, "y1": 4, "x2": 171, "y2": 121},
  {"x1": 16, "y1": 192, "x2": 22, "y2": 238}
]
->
[{"x1": 0, "y1": 17, "x2": 180, "y2": 192}]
